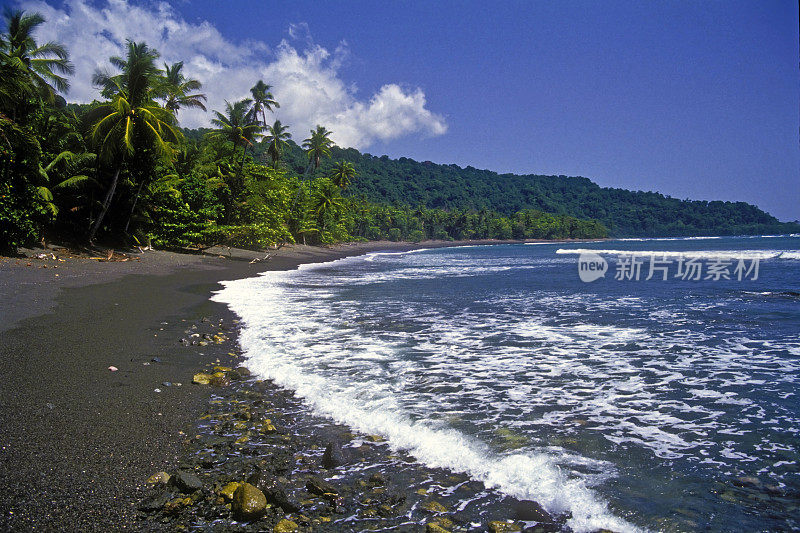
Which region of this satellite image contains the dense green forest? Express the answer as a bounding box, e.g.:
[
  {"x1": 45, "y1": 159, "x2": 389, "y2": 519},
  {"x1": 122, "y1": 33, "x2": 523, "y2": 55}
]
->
[
  {"x1": 255, "y1": 140, "x2": 799, "y2": 238},
  {"x1": 1, "y1": 10, "x2": 792, "y2": 254},
  {"x1": 0, "y1": 9, "x2": 608, "y2": 253}
]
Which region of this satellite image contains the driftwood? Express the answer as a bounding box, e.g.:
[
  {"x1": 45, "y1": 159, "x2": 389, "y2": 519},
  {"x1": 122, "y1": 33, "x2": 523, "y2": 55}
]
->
[{"x1": 249, "y1": 243, "x2": 286, "y2": 263}]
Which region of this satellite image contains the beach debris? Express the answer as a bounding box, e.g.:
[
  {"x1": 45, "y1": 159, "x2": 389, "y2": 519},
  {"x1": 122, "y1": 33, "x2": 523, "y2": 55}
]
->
[
  {"x1": 179, "y1": 338, "x2": 189, "y2": 346},
  {"x1": 90, "y1": 249, "x2": 139, "y2": 262},
  {"x1": 162, "y1": 382, "x2": 172, "y2": 387},
  {"x1": 108, "y1": 366, "x2": 118, "y2": 372},
  {"x1": 154, "y1": 388, "x2": 161, "y2": 393},
  {"x1": 249, "y1": 252, "x2": 273, "y2": 264},
  {"x1": 232, "y1": 482, "x2": 267, "y2": 520},
  {"x1": 146, "y1": 471, "x2": 171, "y2": 485},
  {"x1": 151, "y1": 357, "x2": 161, "y2": 363}
]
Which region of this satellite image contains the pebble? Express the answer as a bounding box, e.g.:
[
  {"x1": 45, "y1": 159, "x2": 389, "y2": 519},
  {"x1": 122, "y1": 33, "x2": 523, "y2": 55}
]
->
[
  {"x1": 232, "y1": 482, "x2": 267, "y2": 520},
  {"x1": 146, "y1": 472, "x2": 171, "y2": 484},
  {"x1": 488, "y1": 520, "x2": 522, "y2": 533},
  {"x1": 322, "y1": 441, "x2": 345, "y2": 469},
  {"x1": 273, "y1": 518, "x2": 298, "y2": 532},
  {"x1": 422, "y1": 501, "x2": 448, "y2": 514},
  {"x1": 172, "y1": 471, "x2": 203, "y2": 493}
]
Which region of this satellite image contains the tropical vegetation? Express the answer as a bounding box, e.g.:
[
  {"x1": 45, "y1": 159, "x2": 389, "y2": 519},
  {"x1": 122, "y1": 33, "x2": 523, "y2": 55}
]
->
[{"x1": 3, "y1": 9, "x2": 790, "y2": 254}]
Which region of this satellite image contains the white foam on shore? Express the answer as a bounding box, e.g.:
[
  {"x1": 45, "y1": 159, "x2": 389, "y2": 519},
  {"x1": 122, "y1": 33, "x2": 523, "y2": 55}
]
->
[
  {"x1": 555, "y1": 248, "x2": 794, "y2": 260},
  {"x1": 213, "y1": 261, "x2": 641, "y2": 533},
  {"x1": 212, "y1": 240, "x2": 800, "y2": 532}
]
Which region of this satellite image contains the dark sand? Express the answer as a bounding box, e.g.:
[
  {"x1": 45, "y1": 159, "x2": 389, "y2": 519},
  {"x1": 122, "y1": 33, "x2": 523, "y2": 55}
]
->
[{"x1": 0, "y1": 239, "x2": 539, "y2": 531}]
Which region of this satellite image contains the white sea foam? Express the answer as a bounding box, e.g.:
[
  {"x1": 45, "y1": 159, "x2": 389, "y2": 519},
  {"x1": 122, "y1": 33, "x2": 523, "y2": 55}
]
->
[
  {"x1": 615, "y1": 236, "x2": 723, "y2": 242},
  {"x1": 555, "y1": 248, "x2": 794, "y2": 260},
  {"x1": 213, "y1": 242, "x2": 800, "y2": 532},
  {"x1": 214, "y1": 264, "x2": 642, "y2": 532}
]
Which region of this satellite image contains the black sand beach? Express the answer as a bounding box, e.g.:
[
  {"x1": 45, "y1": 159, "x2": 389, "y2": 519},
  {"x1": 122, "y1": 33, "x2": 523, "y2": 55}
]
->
[{"x1": 0, "y1": 239, "x2": 550, "y2": 532}]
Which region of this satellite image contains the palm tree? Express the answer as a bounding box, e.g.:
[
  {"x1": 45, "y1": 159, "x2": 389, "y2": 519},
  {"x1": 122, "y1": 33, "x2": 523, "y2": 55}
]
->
[
  {"x1": 0, "y1": 9, "x2": 74, "y2": 101},
  {"x1": 264, "y1": 119, "x2": 291, "y2": 168},
  {"x1": 160, "y1": 61, "x2": 206, "y2": 115},
  {"x1": 329, "y1": 160, "x2": 356, "y2": 190},
  {"x1": 312, "y1": 182, "x2": 344, "y2": 234},
  {"x1": 207, "y1": 98, "x2": 262, "y2": 195},
  {"x1": 302, "y1": 125, "x2": 334, "y2": 172},
  {"x1": 247, "y1": 80, "x2": 279, "y2": 128},
  {"x1": 0, "y1": 48, "x2": 36, "y2": 116},
  {"x1": 87, "y1": 40, "x2": 180, "y2": 242}
]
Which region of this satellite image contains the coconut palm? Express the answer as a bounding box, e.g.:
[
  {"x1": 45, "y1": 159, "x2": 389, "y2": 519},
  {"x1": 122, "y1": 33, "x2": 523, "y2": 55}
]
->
[
  {"x1": 0, "y1": 9, "x2": 74, "y2": 101},
  {"x1": 312, "y1": 181, "x2": 344, "y2": 233},
  {"x1": 264, "y1": 119, "x2": 291, "y2": 168},
  {"x1": 329, "y1": 160, "x2": 356, "y2": 190},
  {"x1": 160, "y1": 61, "x2": 206, "y2": 115},
  {"x1": 302, "y1": 125, "x2": 334, "y2": 172},
  {"x1": 207, "y1": 99, "x2": 262, "y2": 196},
  {"x1": 87, "y1": 40, "x2": 181, "y2": 242},
  {"x1": 0, "y1": 49, "x2": 36, "y2": 116},
  {"x1": 208, "y1": 99, "x2": 262, "y2": 160},
  {"x1": 247, "y1": 80, "x2": 278, "y2": 128}
]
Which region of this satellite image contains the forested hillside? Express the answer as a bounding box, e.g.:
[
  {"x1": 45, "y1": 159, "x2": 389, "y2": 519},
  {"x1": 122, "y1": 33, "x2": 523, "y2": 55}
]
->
[
  {"x1": 0, "y1": 8, "x2": 609, "y2": 254},
  {"x1": 262, "y1": 140, "x2": 799, "y2": 238}
]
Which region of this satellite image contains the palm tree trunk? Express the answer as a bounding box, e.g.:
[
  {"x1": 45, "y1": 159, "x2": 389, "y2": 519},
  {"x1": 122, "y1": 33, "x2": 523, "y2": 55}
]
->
[
  {"x1": 123, "y1": 181, "x2": 145, "y2": 234},
  {"x1": 88, "y1": 167, "x2": 121, "y2": 243}
]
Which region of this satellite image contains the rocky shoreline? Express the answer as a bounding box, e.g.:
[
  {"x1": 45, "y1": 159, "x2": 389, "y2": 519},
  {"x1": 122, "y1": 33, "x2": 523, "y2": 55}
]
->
[
  {"x1": 0, "y1": 240, "x2": 594, "y2": 532},
  {"x1": 136, "y1": 314, "x2": 567, "y2": 533}
]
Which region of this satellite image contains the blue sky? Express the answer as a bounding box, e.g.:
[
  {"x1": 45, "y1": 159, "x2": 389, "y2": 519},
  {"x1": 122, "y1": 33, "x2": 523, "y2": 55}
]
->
[{"x1": 15, "y1": 0, "x2": 800, "y2": 221}]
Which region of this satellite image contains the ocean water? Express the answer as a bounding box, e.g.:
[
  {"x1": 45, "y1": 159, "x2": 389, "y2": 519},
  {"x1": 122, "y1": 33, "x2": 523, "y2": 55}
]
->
[{"x1": 213, "y1": 236, "x2": 800, "y2": 532}]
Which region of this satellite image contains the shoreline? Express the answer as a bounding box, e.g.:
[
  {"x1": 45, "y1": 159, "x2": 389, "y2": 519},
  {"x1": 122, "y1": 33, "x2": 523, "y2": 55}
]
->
[{"x1": 0, "y1": 239, "x2": 578, "y2": 531}]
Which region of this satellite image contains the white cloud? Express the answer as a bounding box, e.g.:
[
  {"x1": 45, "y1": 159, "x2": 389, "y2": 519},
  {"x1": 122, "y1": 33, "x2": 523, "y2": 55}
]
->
[{"x1": 15, "y1": 0, "x2": 447, "y2": 149}]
